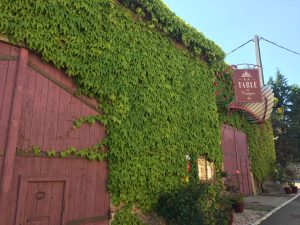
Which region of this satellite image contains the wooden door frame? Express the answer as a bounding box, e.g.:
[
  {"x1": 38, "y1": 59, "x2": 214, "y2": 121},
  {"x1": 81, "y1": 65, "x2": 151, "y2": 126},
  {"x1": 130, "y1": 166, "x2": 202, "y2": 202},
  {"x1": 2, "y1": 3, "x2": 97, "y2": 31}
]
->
[
  {"x1": 222, "y1": 125, "x2": 253, "y2": 196},
  {"x1": 15, "y1": 175, "x2": 70, "y2": 225}
]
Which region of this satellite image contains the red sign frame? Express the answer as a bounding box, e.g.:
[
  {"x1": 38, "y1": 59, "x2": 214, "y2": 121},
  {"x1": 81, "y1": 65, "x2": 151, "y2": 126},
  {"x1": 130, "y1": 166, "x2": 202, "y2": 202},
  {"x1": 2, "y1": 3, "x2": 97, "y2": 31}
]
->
[{"x1": 233, "y1": 69, "x2": 262, "y2": 103}]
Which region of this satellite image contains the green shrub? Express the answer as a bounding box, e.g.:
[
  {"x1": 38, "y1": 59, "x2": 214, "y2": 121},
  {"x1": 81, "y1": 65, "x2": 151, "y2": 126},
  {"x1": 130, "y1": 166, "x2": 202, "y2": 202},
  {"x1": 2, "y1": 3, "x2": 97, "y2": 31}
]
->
[
  {"x1": 156, "y1": 182, "x2": 231, "y2": 225},
  {"x1": 228, "y1": 192, "x2": 244, "y2": 205},
  {"x1": 112, "y1": 206, "x2": 145, "y2": 225}
]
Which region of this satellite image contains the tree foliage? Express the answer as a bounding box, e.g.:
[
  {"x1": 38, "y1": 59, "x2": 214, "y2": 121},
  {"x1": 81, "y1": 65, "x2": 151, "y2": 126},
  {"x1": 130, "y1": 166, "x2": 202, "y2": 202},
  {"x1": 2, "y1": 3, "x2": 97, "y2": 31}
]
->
[
  {"x1": 268, "y1": 70, "x2": 300, "y2": 164},
  {"x1": 286, "y1": 85, "x2": 300, "y2": 161}
]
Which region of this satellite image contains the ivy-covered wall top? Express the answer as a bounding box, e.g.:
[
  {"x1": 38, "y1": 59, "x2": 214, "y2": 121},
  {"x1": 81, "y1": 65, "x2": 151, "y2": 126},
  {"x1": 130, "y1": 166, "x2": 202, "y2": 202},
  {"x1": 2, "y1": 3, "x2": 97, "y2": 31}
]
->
[{"x1": 0, "y1": 0, "x2": 275, "y2": 218}]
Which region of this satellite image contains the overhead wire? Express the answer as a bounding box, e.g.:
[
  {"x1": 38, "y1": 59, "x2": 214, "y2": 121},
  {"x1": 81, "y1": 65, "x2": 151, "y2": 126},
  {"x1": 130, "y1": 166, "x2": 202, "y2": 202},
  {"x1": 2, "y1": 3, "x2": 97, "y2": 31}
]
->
[
  {"x1": 226, "y1": 36, "x2": 300, "y2": 57},
  {"x1": 226, "y1": 39, "x2": 253, "y2": 56},
  {"x1": 260, "y1": 37, "x2": 300, "y2": 56}
]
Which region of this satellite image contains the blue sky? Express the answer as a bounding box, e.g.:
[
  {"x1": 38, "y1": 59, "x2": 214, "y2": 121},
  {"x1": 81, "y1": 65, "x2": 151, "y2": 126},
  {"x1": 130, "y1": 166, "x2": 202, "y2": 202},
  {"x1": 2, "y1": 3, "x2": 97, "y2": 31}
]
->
[{"x1": 162, "y1": 0, "x2": 300, "y2": 86}]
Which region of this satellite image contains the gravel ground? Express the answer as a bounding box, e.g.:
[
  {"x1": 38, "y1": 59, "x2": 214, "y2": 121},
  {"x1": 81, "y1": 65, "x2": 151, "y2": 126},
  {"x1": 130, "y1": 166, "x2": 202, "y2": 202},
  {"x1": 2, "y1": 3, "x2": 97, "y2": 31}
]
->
[{"x1": 233, "y1": 209, "x2": 267, "y2": 225}]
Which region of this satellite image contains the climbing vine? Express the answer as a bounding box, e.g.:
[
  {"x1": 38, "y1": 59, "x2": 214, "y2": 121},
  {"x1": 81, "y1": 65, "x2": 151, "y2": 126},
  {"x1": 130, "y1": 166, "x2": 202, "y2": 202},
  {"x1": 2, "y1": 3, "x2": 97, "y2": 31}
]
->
[
  {"x1": 0, "y1": 0, "x2": 275, "y2": 223},
  {"x1": 214, "y1": 67, "x2": 276, "y2": 182},
  {"x1": 26, "y1": 145, "x2": 107, "y2": 161}
]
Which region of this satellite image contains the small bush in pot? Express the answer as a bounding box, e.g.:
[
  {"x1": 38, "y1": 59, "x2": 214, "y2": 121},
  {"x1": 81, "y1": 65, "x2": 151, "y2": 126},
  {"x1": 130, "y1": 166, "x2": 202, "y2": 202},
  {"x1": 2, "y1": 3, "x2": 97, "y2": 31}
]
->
[
  {"x1": 291, "y1": 185, "x2": 298, "y2": 193},
  {"x1": 220, "y1": 194, "x2": 234, "y2": 225},
  {"x1": 284, "y1": 186, "x2": 292, "y2": 194},
  {"x1": 156, "y1": 182, "x2": 232, "y2": 225},
  {"x1": 230, "y1": 193, "x2": 244, "y2": 213},
  {"x1": 289, "y1": 182, "x2": 298, "y2": 193},
  {"x1": 227, "y1": 211, "x2": 234, "y2": 225}
]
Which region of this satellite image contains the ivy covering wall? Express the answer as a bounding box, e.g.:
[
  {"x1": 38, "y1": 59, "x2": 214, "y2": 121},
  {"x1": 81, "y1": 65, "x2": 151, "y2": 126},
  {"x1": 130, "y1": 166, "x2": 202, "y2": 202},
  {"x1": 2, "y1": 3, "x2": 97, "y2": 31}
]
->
[
  {"x1": 215, "y1": 70, "x2": 276, "y2": 183},
  {"x1": 0, "y1": 0, "x2": 275, "y2": 222}
]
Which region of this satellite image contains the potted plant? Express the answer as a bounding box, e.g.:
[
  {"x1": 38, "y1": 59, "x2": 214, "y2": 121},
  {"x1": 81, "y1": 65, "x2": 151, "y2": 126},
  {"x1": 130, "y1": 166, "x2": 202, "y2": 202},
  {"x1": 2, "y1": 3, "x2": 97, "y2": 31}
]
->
[
  {"x1": 220, "y1": 193, "x2": 234, "y2": 225},
  {"x1": 291, "y1": 185, "x2": 298, "y2": 193},
  {"x1": 284, "y1": 186, "x2": 292, "y2": 194},
  {"x1": 230, "y1": 193, "x2": 244, "y2": 213},
  {"x1": 289, "y1": 182, "x2": 298, "y2": 193},
  {"x1": 228, "y1": 211, "x2": 234, "y2": 225}
]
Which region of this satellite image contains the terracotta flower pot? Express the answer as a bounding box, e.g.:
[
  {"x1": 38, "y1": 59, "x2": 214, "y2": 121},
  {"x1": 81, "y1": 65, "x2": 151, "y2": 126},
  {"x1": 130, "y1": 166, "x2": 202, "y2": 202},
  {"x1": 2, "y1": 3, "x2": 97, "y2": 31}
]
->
[
  {"x1": 228, "y1": 211, "x2": 234, "y2": 225},
  {"x1": 233, "y1": 202, "x2": 245, "y2": 213},
  {"x1": 291, "y1": 186, "x2": 298, "y2": 193},
  {"x1": 284, "y1": 187, "x2": 292, "y2": 194}
]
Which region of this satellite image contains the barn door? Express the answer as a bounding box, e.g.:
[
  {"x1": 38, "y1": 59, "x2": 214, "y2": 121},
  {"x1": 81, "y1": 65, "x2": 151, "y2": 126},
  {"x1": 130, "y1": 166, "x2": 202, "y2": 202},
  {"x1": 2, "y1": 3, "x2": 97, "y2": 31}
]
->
[
  {"x1": 15, "y1": 176, "x2": 68, "y2": 225},
  {"x1": 221, "y1": 125, "x2": 253, "y2": 196},
  {"x1": 240, "y1": 158, "x2": 251, "y2": 195}
]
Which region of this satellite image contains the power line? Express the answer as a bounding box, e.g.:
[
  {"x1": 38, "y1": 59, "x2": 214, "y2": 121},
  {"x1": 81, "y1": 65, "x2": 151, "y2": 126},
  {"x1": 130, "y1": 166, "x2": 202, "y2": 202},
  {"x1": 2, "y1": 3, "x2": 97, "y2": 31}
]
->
[
  {"x1": 226, "y1": 39, "x2": 253, "y2": 56},
  {"x1": 260, "y1": 37, "x2": 300, "y2": 56}
]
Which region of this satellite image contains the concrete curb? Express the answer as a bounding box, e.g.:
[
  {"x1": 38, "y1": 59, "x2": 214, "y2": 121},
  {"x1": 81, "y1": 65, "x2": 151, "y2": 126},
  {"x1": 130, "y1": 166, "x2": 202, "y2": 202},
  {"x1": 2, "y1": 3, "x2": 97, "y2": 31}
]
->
[{"x1": 252, "y1": 193, "x2": 300, "y2": 225}]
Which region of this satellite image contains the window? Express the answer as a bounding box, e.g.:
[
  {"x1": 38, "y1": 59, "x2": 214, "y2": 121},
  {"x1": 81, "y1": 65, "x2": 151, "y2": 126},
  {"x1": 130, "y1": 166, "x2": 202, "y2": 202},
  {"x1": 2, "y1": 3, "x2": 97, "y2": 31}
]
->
[{"x1": 197, "y1": 156, "x2": 215, "y2": 181}]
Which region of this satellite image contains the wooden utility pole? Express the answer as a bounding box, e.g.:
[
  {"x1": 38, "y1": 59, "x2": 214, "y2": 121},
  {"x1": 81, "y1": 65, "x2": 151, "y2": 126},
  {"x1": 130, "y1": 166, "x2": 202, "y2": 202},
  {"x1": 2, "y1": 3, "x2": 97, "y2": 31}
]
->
[{"x1": 254, "y1": 35, "x2": 265, "y2": 86}]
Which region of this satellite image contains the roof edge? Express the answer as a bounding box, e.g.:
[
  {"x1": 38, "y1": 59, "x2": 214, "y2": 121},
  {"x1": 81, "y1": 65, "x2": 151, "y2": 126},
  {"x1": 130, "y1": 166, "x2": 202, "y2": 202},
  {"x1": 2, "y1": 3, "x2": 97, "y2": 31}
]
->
[{"x1": 118, "y1": 0, "x2": 225, "y2": 64}]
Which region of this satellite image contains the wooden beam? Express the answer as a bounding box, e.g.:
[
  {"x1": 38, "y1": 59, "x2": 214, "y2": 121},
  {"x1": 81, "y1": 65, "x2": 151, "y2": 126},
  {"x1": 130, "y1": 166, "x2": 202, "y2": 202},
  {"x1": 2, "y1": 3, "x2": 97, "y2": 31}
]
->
[
  {"x1": 0, "y1": 48, "x2": 28, "y2": 191},
  {"x1": 0, "y1": 47, "x2": 28, "y2": 223}
]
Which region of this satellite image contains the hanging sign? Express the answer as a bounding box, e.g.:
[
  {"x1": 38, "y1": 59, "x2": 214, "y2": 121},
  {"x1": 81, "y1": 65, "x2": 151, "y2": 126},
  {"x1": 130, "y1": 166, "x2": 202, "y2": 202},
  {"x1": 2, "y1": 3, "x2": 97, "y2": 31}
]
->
[{"x1": 233, "y1": 69, "x2": 262, "y2": 103}]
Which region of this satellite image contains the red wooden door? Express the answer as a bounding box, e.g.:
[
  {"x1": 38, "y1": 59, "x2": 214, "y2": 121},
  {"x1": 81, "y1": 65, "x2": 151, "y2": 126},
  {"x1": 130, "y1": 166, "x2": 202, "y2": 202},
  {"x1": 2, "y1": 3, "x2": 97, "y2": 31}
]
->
[
  {"x1": 221, "y1": 125, "x2": 253, "y2": 196},
  {"x1": 240, "y1": 158, "x2": 251, "y2": 195},
  {"x1": 0, "y1": 41, "x2": 109, "y2": 225},
  {"x1": 15, "y1": 177, "x2": 67, "y2": 225}
]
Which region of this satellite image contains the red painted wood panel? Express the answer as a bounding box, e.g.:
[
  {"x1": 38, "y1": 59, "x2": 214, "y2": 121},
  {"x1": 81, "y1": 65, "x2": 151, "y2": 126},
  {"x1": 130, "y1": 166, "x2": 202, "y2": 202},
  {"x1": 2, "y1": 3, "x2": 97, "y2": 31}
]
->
[
  {"x1": 0, "y1": 60, "x2": 9, "y2": 118},
  {"x1": 51, "y1": 158, "x2": 64, "y2": 176},
  {"x1": 85, "y1": 161, "x2": 98, "y2": 222},
  {"x1": 3, "y1": 156, "x2": 27, "y2": 225},
  {"x1": 1, "y1": 42, "x2": 109, "y2": 225},
  {"x1": 18, "y1": 67, "x2": 37, "y2": 151},
  {"x1": 222, "y1": 125, "x2": 253, "y2": 196},
  {"x1": 26, "y1": 155, "x2": 42, "y2": 176},
  {"x1": 37, "y1": 69, "x2": 50, "y2": 148},
  {"x1": 69, "y1": 96, "x2": 82, "y2": 150},
  {"x1": 25, "y1": 181, "x2": 40, "y2": 221},
  {"x1": 222, "y1": 126, "x2": 237, "y2": 174},
  {"x1": 36, "y1": 181, "x2": 52, "y2": 221},
  {"x1": 1, "y1": 47, "x2": 29, "y2": 198},
  {"x1": 0, "y1": 60, "x2": 17, "y2": 152},
  {"x1": 240, "y1": 158, "x2": 251, "y2": 195},
  {"x1": 95, "y1": 161, "x2": 110, "y2": 221},
  {"x1": 15, "y1": 178, "x2": 65, "y2": 225},
  {"x1": 30, "y1": 70, "x2": 47, "y2": 148},
  {"x1": 17, "y1": 57, "x2": 106, "y2": 152},
  {"x1": 0, "y1": 41, "x2": 11, "y2": 55},
  {"x1": 0, "y1": 60, "x2": 9, "y2": 152},
  {"x1": 55, "y1": 86, "x2": 72, "y2": 150},
  {"x1": 74, "y1": 159, "x2": 88, "y2": 220},
  {"x1": 235, "y1": 130, "x2": 248, "y2": 157},
  {"x1": 17, "y1": 61, "x2": 30, "y2": 150},
  {"x1": 65, "y1": 159, "x2": 79, "y2": 222},
  {"x1": 49, "y1": 181, "x2": 65, "y2": 225},
  {"x1": 0, "y1": 156, "x2": 3, "y2": 184},
  {"x1": 9, "y1": 157, "x2": 109, "y2": 225},
  {"x1": 42, "y1": 66, "x2": 61, "y2": 151},
  {"x1": 53, "y1": 159, "x2": 110, "y2": 224},
  {"x1": 78, "y1": 104, "x2": 92, "y2": 150},
  {"x1": 60, "y1": 66, "x2": 74, "y2": 91},
  {"x1": 10, "y1": 44, "x2": 20, "y2": 57}
]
